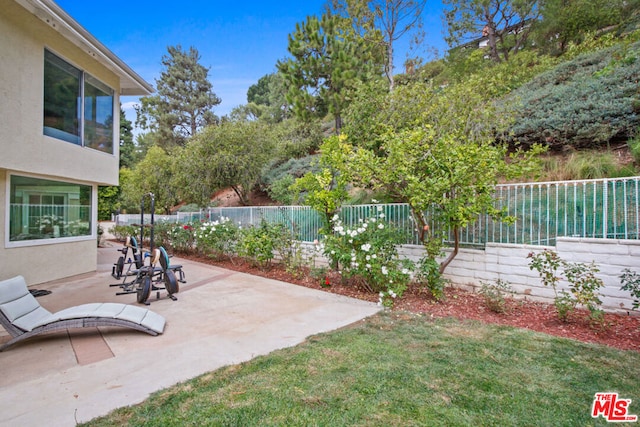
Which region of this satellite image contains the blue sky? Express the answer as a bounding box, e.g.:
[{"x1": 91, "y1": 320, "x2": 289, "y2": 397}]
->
[{"x1": 55, "y1": 0, "x2": 447, "y2": 129}]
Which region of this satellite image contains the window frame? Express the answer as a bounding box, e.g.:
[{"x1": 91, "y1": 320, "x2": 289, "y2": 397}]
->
[
  {"x1": 5, "y1": 172, "x2": 97, "y2": 248},
  {"x1": 43, "y1": 49, "x2": 116, "y2": 154}
]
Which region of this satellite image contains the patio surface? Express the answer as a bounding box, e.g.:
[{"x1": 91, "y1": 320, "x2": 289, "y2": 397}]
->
[{"x1": 0, "y1": 242, "x2": 381, "y2": 426}]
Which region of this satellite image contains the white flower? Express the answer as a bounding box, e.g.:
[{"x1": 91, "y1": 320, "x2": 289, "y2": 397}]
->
[
  {"x1": 372, "y1": 254, "x2": 377, "y2": 259},
  {"x1": 331, "y1": 250, "x2": 336, "y2": 255},
  {"x1": 370, "y1": 217, "x2": 377, "y2": 223},
  {"x1": 357, "y1": 227, "x2": 364, "y2": 234},
  {"x1": 361, "y1": 243, "x2": 371, "y2": 252},
  {"x1": 348, "y1": 239, "x2": 353, "y2": 243},
  {"x1": 402, "y1": 268, "x2": 409, "y2": 275},
  {"x1": 377, "y1": 206, "x2": 383, "y2": 212},
  {"x1": 381, "y1": 266, "x2": 388, "y2": 275},
  {"x1": 379, "y1": 291, "x2": 385, "y2": 297},
  {"x1": 379, "y1": 213, "x2": 385, "y2": 219},
  {"x1": 389, "y1": 290, "x2": 397, "y2": 298},
  {"x1": 378, "y1": 223, "x2": 384, "y2": 229},
  {"x1": 366, "y1": 255, "x2": 371, "y2": 261}
]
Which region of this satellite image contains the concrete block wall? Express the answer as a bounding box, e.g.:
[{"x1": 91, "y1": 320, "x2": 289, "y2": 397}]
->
[{"x1": 299, "y1": 239, "x2": 639, "y2": 314}]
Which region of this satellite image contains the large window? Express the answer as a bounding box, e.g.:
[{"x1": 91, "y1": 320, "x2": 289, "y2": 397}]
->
[
  {"x1": 43, "y1": 49, "x2": 114, "y2": 154},
  {"x1": 9, "y1": 175, "x2": 92, "y2": 242}
]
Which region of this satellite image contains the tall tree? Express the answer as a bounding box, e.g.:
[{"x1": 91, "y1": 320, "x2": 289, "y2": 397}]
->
[
  {"x1": 245, "y1": 72, "x2": 291, "y2": 123},
  {"x1": 443, "y1": 0, "x2": 540, "y2": 63},
  {"x1": 174, "y1": 121, "x2": 275, "y2": 206},
  {"x1": 328, "y1": 0, "x2": 426, "y2": 89},
  {"x1": 118, "y1": 107, "x2": 137, "y2": 169},
  {"x1": 278, "y1": 12, "x2": 383, "y2": 133},
  {"x1": 136, "y1": 45, "x2": 221, "y2": 149}
]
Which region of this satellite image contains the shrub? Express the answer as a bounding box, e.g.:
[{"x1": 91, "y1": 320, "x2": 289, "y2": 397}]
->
[
  {"x1": 237, "y1": 221, "x2": 289, "y2": 268},
  {"x1": 528, "y1": 250, "x2": 604, "y2": 322},
  {"x1": 194, "y1": 217, "x2": 239, "y2": 260},
  {"x1": 620, "y1": 268, "x2": 640, "y2": 310},
  {"x1": 478, "y1": 280, "x2": 514, "y2": 314},
  {"x1": 110, "y1": 224, "x2": 138, "y2": 242},
  {"x1": 507, "y1": 40, "x2": 640, "y2": 150},
  {"x1": 414, "y1": 257, "x2": 448, "y2": 301},
  {"x1": 323, "y1": 208, "x2": 413, "y2": 307},
  {"x1": 155, "y1": 222, "x2": 195, "y2": 253}
]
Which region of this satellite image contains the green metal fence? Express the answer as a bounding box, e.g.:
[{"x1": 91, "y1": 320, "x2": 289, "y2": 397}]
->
[{"x1": 116, "y1": 176, "x2": 640, "y2": 247}]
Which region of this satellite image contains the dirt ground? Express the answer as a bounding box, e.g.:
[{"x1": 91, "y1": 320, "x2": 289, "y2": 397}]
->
[{"x1": 182, "y1": 253, "x2": 640, "y2": 353}]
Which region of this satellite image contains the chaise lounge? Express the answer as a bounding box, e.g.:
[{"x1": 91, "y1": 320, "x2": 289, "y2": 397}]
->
[{"x1": 0, "y1": 275, "x2": 166, "y2": 351}]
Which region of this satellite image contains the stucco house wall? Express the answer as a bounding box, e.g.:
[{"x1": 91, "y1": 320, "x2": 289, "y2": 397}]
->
[{"x1": 0, "y1": 0, "x2": 152, "y2": 285}]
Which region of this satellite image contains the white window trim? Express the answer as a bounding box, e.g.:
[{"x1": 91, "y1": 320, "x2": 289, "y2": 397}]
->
[{"x1": 5, "y1": 172, "x2": 97, "y2": 248}]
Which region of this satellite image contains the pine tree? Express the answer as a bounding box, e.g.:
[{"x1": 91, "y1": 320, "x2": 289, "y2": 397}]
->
[{"x1": 136, "y1": 45, "x2": 221, "y2": 149}]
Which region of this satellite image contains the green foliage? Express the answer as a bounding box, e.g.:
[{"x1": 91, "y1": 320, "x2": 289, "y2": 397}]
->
[
  {"x1": 291, "y1": 136, "x2": 352, "y2": 230},
  {"x1": 97, "y1": 185, "x2": 119, "y2": 221},
  {"x1": 414, "y1": 257, "x2": 448, "y2": 301},
  {"x1": 109, "y1": 224, "x2": 138, "y2": 241},
  {"x1": 194, "y1": 217, "x2": 240, "y2": 260},
  {"x1": 118, "y1": 107, "x2": 139, "y2": 169},
  {"x1": 322, "y1": 209, "x2": 413, "y2": 306},
  {"x1": 120, "y1": 146, "x2": 180, "y2": 215},
  {"x1": 507, "y1": 40, "x2": 640, "y2": 150},
  {"x1": 534, "y1": 0, "x2": 636, "y2": 56},
  {"x1": 154, "y1": 222, "x2": 196, "y2": 253},
  {"x1": 237, "y1": 221, "x2": 289, "y2": 268},
  {"x1": 628, "y1": 132, "x2": 640, "y2": 165},
  {"x1": 175, "y1": 121, "x2": 276, "y2": 206},
  {"x1": 136, "y1": 45, "x2": 221, "y2": 149},
  {"x1": 528, "y1": 250, "x2": 604, "y2": 322},
  {"x1": 339, "y1": 79, "x2": 544, "y2": 275},
  {"x1": 260, "y1": 155, "x2": 320, "y2": 205},
  {"x1": 479, "y1": 280, "x2": 514, "y2": 314},
  {"x1": 277, "y1": 12, "x2": 384, "y2": 132},
  {"x1": 620, "y1": 268, "x2": 640, "y2": 310}
]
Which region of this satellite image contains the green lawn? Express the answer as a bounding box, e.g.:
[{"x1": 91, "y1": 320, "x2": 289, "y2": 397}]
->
[{"x1": 82, "y1": 312, "x2": 640, "y2": 426}]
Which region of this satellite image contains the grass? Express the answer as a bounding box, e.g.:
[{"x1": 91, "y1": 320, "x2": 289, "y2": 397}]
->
[{"x1": 82, "y1": 312, "x2": 640, "y2": 426}]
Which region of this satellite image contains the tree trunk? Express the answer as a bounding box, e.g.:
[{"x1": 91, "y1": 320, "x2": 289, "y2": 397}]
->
[{"x1": 438, "y1": 225, "x2": 460, "y2": 274}]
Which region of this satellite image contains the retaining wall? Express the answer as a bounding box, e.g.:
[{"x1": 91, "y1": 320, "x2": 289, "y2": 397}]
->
[{"x1": 301, "y1": 238, "x2": 640, "y2": 314}]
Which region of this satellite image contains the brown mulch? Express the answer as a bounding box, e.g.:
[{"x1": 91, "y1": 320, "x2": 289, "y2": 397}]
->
[{"x1": 181, "y1": 253, "x2": 640, "y2": 353}]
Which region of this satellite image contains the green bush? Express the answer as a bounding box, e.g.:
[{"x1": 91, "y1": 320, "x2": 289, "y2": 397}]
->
[
  {"x1": 322, "y1": 209, "x2": 413, "y2": 307},
  {"x1": 620, "y1": 268, "x2": 640, "y2": 310},
  {"x1": 237, "y1": 221, "x2": 288, "y2": 268},
  {"x1": 507, "y1": 41, "x2": 640, "y2": 150},
  {"x1": 528, "y1": 250, "x2": 604, "y2": 322},
  {"x1": 194, "y1": 217, "x2": 239, "y2": 260},
  {"x1": 478, "y1": 280, "x2": 514, "y2": 314}
]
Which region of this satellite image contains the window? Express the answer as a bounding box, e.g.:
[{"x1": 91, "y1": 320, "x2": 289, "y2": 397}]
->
[
  {"x1": 9, "y1": 175, "x2": 92, "y2": 242},
  {"x1": 43, "y1": 49, "x2": 114, "y2": 154}
]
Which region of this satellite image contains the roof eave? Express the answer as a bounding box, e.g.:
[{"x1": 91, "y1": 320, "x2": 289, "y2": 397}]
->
[{"x1": 15, "y1": 0, "x2": 154, "y2": 96}]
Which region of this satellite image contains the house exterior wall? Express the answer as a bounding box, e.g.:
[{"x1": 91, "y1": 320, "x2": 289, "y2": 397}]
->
[
  {"x1": 0, "y1": 1, "x2": 120, "y2": 185},
  {"x1": 0, "y1": 2, "x2": 125, "y2": 285}
]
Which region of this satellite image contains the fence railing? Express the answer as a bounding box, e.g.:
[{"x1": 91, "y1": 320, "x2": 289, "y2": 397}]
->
[{"x1": 115, "y1": 176, "x2": 640, "y2": 247}]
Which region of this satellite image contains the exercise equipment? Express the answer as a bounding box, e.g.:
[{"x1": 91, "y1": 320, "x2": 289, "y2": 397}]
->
[{"x1": 110, "y1": 193, "x2": 184, "y2": 305}]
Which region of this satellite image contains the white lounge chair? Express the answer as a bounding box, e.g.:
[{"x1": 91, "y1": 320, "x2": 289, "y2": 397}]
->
[{"x1": 0, "y1": 275, "x2": 165, "y2": 351}]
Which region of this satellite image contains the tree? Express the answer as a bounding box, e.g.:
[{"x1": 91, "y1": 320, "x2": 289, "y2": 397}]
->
[
  {"x1": 328, "y1": 0, "x2": 427, "y2": 89},
  {"x1": 136, "y1": 45, "x2": 221, "y2": 149},
  {"x1": 174, "y1": 121, "x2": 276, "y2": 206},
  {"x1": 443, "y1": 0, "x2": 540, "y2": 63},
  {"x1": 121, "y1": 146, "x2": 179, "y2": 214},
  {"x1": 246, "y1": 72, "x2": 291, "y2": 123},
  {"x1": 336, "y1": 78, "x2": 543, "y2": 274},
  {"x1": 118, "y1": 107, "x2": 137, "y2": 169},
  {"x1": 534, "y1": 0, "x2": 638, "y2": 55},
  {"x1": 278, "y1": 12, "x2": 383, "y2": 133}
]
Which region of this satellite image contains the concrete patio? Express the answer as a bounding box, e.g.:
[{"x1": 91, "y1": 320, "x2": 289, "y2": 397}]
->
[{"x1": 0, "y1": 242, "x2": 381, "y2": 426}]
